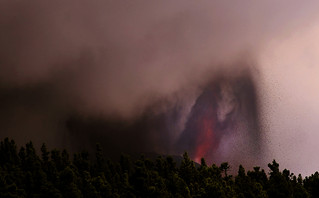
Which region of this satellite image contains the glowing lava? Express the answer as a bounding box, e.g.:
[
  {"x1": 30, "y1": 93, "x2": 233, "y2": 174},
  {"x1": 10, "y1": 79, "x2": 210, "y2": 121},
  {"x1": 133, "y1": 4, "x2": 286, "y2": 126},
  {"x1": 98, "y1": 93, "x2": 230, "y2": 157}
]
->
[{"x1": 194, "y1": 117, "x2": 216, "y2": 163}]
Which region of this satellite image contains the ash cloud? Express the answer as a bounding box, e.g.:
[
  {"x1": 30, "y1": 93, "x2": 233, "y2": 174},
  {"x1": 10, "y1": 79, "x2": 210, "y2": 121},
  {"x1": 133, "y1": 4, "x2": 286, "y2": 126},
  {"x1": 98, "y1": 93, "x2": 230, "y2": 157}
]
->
[
  {"x1": 1, "y1": 0, "x2": 319, "y2": 171},
  {"x1": 177, "y1": 69, "x2": 262, "y2": 165}
]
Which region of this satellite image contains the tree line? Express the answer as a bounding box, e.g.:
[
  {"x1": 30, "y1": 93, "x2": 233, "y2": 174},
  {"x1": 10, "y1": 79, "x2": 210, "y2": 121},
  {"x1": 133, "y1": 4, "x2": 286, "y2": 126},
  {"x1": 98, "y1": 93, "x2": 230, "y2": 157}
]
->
[{"x1": 0, "y1": 137, "x2": 319, "y2": 197}]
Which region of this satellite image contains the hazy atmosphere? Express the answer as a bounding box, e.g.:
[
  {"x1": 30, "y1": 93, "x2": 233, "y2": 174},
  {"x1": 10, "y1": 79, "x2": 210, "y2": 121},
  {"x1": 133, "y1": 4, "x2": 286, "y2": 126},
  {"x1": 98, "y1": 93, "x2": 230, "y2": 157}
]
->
[{"x1": 1, "y1": 0, "x2": 319, "y2": 176}]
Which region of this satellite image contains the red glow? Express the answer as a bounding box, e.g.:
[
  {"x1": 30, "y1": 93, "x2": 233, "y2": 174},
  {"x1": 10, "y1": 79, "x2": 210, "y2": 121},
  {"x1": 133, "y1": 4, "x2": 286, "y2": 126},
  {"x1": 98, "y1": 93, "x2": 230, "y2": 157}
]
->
[
  {"x1": 194, "y1": 118, "x2": 213, "y2": 162},
  {"x1": 194, "y1": 115, "x2": 218, "y2": 163},
  {"x1": 183, "y1": 86, "x2": 222, "y2": 164}
]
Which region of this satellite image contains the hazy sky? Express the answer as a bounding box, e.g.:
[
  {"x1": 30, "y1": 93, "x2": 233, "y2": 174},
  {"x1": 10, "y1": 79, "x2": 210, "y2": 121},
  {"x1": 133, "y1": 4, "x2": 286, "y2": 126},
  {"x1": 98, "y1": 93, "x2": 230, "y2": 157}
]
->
[
  {"x1": 259, "y1": 22, "x2": 319, "y2": 175},
  {"x1": 1, "y1": 0, "x2": 319, "y2": 175}
]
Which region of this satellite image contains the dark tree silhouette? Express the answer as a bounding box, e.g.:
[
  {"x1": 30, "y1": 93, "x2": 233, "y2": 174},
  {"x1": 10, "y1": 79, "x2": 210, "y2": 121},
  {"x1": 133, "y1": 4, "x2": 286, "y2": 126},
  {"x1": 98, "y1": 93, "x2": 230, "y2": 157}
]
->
[{"x1": 0, "y1": 138, "x2": 319, "y2": 197}]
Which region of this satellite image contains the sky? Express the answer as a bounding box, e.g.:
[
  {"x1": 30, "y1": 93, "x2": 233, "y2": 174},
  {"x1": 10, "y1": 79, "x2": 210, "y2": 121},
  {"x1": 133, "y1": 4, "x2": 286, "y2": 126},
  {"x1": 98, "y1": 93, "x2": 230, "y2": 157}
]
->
[{"x1": 1, "y1": 0, "x2": 319, "y2": 175}]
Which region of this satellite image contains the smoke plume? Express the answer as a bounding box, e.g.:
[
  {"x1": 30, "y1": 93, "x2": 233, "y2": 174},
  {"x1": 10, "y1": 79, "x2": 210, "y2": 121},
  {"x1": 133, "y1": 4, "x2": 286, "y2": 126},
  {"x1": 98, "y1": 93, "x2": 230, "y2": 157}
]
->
[
  {"x1": 1, "y1": 0, "x2": 319, "y2": 174},
  {"x1": 178, "y1": 69, "x2": 261, "y2": 165}
]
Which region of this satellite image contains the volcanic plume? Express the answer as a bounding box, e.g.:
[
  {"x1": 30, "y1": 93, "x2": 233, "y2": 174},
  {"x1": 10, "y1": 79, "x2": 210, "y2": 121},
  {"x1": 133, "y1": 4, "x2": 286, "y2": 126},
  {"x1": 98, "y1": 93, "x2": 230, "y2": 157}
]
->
[
  {"x1": 61, "y1": 66, "x2": 262, "y2": 168},
  {"x1": 178, "y1": 69, "x2": 261, "y2": 165},
  {"x1": 2, "y1": 0, "x2": 319, "y2": 175}
]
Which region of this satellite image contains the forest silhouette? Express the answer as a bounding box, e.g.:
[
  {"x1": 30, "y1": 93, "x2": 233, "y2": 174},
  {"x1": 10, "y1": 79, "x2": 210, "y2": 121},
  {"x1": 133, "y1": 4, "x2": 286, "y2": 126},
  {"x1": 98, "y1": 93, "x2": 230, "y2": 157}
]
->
[{"x1": 0, "y1": 137, "x2": 318, "y2": 198}]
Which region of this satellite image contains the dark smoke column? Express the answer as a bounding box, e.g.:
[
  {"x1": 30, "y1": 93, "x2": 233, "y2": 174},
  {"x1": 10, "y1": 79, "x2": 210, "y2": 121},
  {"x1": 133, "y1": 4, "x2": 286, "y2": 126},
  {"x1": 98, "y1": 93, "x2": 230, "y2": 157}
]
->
[{"x1": 178, "y1": 69, "x2": 262, "y2": 165}]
